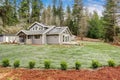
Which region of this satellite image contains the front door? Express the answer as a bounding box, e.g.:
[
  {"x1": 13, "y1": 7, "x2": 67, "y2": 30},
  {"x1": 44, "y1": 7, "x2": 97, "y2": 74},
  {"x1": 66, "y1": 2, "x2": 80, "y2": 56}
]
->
[{"x1": 19, "y1": 34, "x2": 26, "y2": 43}]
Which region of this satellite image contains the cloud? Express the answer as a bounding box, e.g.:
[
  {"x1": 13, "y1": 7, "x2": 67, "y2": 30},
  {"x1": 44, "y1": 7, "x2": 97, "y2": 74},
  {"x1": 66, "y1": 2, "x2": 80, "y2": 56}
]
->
[
  {"x1": 84, "y1": 0, "x2": 105, "y2": 17},
  {"x1": 86, "y1": 4, "x2": 104, "y2": 17}
]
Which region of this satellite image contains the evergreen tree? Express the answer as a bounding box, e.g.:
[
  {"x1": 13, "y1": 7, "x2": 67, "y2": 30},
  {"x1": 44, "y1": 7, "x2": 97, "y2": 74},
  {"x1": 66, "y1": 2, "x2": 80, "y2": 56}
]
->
[
  {"x1": 81, "y1": 8, "x2": 89, "y2": 36},
  {"x1": 103, "y1": 0, "x2": 118, "y2": 42},
  {"x1": 19, "y1": 0, "x2": 30, "y2": 19},
  {"x1": 31, "y1": 0, "x2": 43, "y2": 22},
  {"x1": 52, "y1": 0, "x2": 57, "y2": 25},
  {"x1": 57, "y1": 0, "x2": 64, "y2": 26},
  {"x1": 13, "y1": 0, "x2": 18, "y2": 21},
  {"x1": 87, "y1": 11, "x2": 104, "y2": 39},
  {"x1": 46, "y1": 5, "x2": 52, "y2": 25},
  {"x1": 0, "y1": 0, "x2": 18, "y2": 26},
  {"x1": 41, "y1": 7, "x2": 47, "y2": 24},
  {"x1": 72, "y1": 0, "x2": 83, "y2": 36},
  {"x1": 65, "y1": 5, "x2": 74, "y2": 33}
]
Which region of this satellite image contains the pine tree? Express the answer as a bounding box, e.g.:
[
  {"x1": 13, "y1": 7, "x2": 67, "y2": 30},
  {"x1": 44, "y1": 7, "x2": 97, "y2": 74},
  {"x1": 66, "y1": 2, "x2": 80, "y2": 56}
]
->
[
  {"x1": 88, "y1": 11, "x2": 104, "y2": 39},
  {"x1": 13, "y1": 0, "x2": 18, "y2": 21},
  {"x1": 72, "y1": 0, "x2": 83, "y2": 36},
  {"x1": 52, "y1": 0, "x2": 57, "y2": 25},
  {"x1": 0, "y1": 0, "x2": 18, "y2": 26},
  {"x1": 19, "y1": 0, "x2": 30, "y2": 21},
  {"x1": 57, "y1": 0, "x2": 64, "y2": 26},
  {"x1": 31, "y1": 0, "x2": 43, "y2": 22},
  {"x1": 103, "y1": 0, "x2": 118, "y2": 42},
  {"x1": 41, "y1": 7, "x2": 47, "y2": 24},
  {"x1": 65, "y1": 5, "x2": 74, "y2": 33},
  {"x1": 81, "y1": 8, "x2": 89, "y2": 36},
  {"x1": 46, "y1": 5, "x2": 52, "y2": 25}
]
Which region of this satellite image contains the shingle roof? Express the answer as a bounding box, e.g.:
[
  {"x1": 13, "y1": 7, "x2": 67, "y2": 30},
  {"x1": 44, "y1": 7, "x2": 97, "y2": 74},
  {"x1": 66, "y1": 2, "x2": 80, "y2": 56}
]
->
[
  {"x1": 17, "y1": 30, "x2": 46, "y2": 35},
  {"x1": 16, "y1": 22, "x2": 72, "y2": 36},
  {"x1": 47, "y1": 27, "x2": 67, "y2": 35},
  {"x1": 28, "y1": 22, "x2": 50, "y2": 29}
]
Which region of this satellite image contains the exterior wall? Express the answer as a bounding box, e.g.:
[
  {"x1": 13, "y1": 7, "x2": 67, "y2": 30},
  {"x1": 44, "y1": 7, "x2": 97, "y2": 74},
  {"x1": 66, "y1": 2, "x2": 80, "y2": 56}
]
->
[
  {"x1": 25, "y1": 35, "x2": 42, "y2": 44},
  {"x1": 3, "y1": 36, "x2": 19, "y2": 43},
  {"x1": 26, "y1": 39, "x2": 32, "y2": 44},
  {"x1": 47, "y1": 35, "x2": 59, "y2": 44},
  {"x1": 26, "y1": 36, "x2": 32, "y2": 44},
  {"x1": 60, "y1": 34, "x2": 71, "y2": 44},
  {"x1": 32, "y1": 35, "x2": 42, "y2": 44},
  {"x1": 60, "y1": 30, "x2": 71, "y2": 44}
]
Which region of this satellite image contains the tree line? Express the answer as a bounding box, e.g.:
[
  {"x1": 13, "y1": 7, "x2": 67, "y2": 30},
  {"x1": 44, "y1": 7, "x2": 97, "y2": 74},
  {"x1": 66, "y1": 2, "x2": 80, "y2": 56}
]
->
[{"x1": 0, "y1": 0, "x2": 120, "y2": 42}]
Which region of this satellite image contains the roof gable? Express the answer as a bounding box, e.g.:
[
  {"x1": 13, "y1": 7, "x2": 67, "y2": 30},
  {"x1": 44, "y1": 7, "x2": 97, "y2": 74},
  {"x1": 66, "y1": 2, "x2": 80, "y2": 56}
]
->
[
  {"x1": 60, "y1": 27, "x2": 72, "y2": 36},
  {"x1": 47, "y1": 27, "x2": 72, "y2": 35},
  {"x1": 17, "y1": 22, "x2": 72, "y2": 36},
  {"x1": 28, "y1": 22, "x2": 46, "y2": 30},
  {"x1": 16, "y1": 30, "x2": 46, "y2": 35}
]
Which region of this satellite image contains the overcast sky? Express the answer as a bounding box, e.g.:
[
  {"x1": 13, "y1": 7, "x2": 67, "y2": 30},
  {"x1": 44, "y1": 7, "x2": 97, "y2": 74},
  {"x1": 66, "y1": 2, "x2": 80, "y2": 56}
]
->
[{"x1": 42, "y1": 0, "x2": 105, "y2": 17}]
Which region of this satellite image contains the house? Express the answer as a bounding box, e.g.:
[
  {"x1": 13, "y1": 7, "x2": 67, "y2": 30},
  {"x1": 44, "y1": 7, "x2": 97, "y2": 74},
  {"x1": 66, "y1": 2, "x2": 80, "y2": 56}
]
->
[
  {"x1": 16, "y1": 22, "x2": 72, "y2": 45},
  {"x1": 0, "y1": 34, "x2": 18, "y2": 43}
]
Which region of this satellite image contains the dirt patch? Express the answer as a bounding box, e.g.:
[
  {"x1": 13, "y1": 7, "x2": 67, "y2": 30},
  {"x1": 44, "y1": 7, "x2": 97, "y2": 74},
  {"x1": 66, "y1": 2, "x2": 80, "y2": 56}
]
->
[
  {"x1": 1, "y1": 66, "x2": 120, "y2": 80},
  {"x1": 76, "y1": 37, "x2": 101, "y2": 42},
  {"x1": 112, "y1": 43, "x2": 120, "y2": 47}
]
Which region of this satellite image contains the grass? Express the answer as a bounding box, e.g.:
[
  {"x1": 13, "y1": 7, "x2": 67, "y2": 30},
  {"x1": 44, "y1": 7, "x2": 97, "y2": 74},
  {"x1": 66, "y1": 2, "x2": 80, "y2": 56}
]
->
[{"x1": 0, "y1": 41, "x2": 120, "y2": 69}]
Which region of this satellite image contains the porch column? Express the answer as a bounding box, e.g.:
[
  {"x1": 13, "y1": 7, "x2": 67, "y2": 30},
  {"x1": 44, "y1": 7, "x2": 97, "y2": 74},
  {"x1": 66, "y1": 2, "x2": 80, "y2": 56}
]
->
[{"x1": 42, "y1": 34, "x2": 47, "y2": 44}]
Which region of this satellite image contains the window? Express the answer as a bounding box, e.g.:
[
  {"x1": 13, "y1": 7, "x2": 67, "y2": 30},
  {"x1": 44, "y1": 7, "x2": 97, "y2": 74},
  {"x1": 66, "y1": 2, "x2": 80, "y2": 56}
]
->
[
  {"x1": 34, "y1": 35, "x2": 40, "y2": 39},
  {"x1": 63, "y1": 35, "x2": 69, "y2": 42},
  {"x1": 39, "y1": 27, "x2": 42, "y2": 30},
  {"x1": 36, "y1": 26, "x2": 38, "y2": 30},
  {"x1": 67, "y1": 36, "x2": 69, "y2": 42},
  {"x1": 28, "y1": 35, "x2": 31, "y2": 39},
  {"x1": 63, "y1": 35, "x2": 65, "y2": 42},
  {"x1": 33, "y1": 28, "x2": 34, "y2": 30}
]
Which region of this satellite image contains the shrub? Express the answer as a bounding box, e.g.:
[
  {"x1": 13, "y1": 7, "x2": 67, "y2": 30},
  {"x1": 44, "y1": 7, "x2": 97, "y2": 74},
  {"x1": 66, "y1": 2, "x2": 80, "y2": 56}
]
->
[
  {"x1": 13, "y1": 60, "x2": 20, "y2": 68},
  {"x1": 108, "y1": 60, "x2": 115, "y2": 67},
  {"x1": 44, "y1": 60, "x2": 51, "y2": 69},
  {"x1": 29, "y1": 61, "x2": 35, "y2": 69},
  {"x1": 91, "y1": 60, "x2": 101, "y2": 69},
  {"x1": 2, "y1": 59, "x2": 10, "y2": 67},
  {"x1": 60, "y1": 61, "x2": 67, "y2": 70},
  {"x1": 75, "y1": 61, "x2": 81, "y2": 70}
]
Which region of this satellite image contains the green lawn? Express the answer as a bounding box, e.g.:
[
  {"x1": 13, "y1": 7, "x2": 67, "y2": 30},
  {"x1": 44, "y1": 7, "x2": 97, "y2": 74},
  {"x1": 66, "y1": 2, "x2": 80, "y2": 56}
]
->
[{"x1": 0, "y1": 41, "x2": 120, "y2": 69}]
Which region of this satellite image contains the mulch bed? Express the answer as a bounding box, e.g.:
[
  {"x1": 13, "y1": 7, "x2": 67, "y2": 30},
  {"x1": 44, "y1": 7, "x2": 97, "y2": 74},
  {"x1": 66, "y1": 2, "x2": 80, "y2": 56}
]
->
[{"x1": 1, "y1": 66, "x2": 120, "y2": 80}]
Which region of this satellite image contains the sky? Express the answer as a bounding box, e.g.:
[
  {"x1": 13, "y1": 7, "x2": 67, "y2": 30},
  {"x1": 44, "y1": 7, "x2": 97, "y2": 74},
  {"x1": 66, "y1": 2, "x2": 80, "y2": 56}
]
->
[{"x1": 42, "y1": 0, "x2": 105, "y2": 17}]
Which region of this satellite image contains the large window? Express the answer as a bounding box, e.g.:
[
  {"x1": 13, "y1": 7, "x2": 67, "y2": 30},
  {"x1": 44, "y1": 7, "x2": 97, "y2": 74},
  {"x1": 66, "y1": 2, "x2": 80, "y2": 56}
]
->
[
  {"x1": 63, "y1": 35, "x2": 69, "y2": 42},
  {"x1": 34, "y1": 35, "x2": 40, "y2": 39}
]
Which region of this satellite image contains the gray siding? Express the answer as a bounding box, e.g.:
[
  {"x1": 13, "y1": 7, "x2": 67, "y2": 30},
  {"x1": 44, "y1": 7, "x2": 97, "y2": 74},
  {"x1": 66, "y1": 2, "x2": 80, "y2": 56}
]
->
[
  {"x1": 60, "y1": 29, "x2": 71, "y2": 44},
  {"x1": 47, "y1": 35, "x2": 59, "y2": 44},
  {"x1": 26, "y1": 35, "x2": 42, "y2": 44},
  {"x1": 32, "y1": 39, "x2": 42, "y2": 44},
  {"x1": 32, "y1": 36, "x2": 42, "y2": 44},
  {"x1": 26, "y1": 39, "x2": 32, "y2": 44}
]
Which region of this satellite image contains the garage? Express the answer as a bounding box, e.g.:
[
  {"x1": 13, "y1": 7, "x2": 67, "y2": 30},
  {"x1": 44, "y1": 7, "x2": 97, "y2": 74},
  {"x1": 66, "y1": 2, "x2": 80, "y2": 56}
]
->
[{"x1": 47, "y1": 35, "x2": 59, "y2": 44}]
